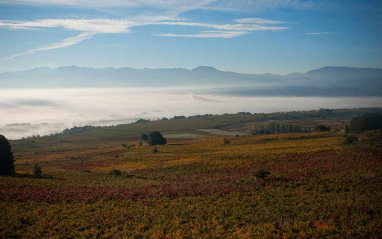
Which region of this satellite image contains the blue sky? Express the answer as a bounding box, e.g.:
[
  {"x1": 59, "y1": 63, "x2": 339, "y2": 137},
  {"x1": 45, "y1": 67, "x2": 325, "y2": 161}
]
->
[{"x1": 0, "y1": 0, "x2": 381, "y2": 74}]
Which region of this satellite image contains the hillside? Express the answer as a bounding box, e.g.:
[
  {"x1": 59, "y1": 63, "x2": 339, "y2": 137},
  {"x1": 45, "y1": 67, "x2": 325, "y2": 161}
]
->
[
  {"x1": 2, "y1": 128, "x2": 382, "y2": 238},
  {"x1": 9, "y1": 107, "x2": 382, "y2": 143}
]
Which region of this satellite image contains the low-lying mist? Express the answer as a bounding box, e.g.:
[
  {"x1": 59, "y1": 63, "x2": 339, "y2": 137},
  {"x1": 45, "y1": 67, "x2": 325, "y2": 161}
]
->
[{"x1": 1, "y1": 87, "x2": 381, "y2": 139}]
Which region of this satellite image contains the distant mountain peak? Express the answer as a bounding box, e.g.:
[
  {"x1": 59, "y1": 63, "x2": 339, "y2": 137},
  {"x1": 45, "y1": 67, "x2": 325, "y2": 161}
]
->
[
  {"x1": 192, "y1": 66, "x2": 219, "y2": 72},
  {"x1": 307, "y1": 66, "x2": 382, "y2": 73}
]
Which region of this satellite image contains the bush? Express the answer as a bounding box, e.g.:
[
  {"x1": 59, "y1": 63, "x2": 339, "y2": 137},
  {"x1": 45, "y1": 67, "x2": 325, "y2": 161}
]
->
[
  {"x1": 314, "y1": 125, "x2": 331, "y2": 132},
  {"x1": 32, "y1": 163, "x2": 42, "y2": 178},
  {"x1": 358, "y1": 129, "x2": 382, "y2": 148},
  {"x1": 152, "y1": 147, "x2": 158, "y2": 153},
  {"x1": 109, "y1": 169, "x2": 122, "y2": 177},
  {"x1": 222, "y1": 138, "x2": 229, "y2": 145},
  {"x1": 139, "y1": 142, "x2": 143, "y2": 146},
  {"x1": 254, "y1": 169, "x2": 271, "y2": 179},
  {"x1": 343, "y1": 135, "x2": 359, "y2": 145},
  {"x1": 148, "y1": 131, "x2": 167, "y2": 146},
  {"x1": 0, "y1": 135, "x2": 15, "y2": 175}
]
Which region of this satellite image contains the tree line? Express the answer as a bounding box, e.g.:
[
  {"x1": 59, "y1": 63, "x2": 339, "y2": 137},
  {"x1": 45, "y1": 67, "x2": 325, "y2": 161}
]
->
[{"x1": 254, "y1": 122, "x2": 302, "y2": 134}]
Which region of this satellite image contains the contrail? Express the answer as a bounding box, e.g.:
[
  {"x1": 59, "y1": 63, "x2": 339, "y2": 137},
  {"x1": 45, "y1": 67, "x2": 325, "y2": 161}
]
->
[{"x1": 3, "y1": 31, "x2": 96, "y2": 61}]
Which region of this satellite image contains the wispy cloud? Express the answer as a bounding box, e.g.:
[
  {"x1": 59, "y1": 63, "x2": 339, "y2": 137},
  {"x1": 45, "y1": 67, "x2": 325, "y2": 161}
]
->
[
  {"x1": 3, "y1": 32, "x2": 96, "y2": 61},
  {"x1": 0, "y1": 18, "x2": 289, "y2": 35},
  {"x1": 1, "y1": 17, "x2": 291, "y2": 60},
  {"x1": 0, "y1": 19, "x2": 135, "y2": 33},
  {"x1": 0, "y1": 0, "x2": 217, "y2": 11},
  {"x1": 1, "y1": 0, "x2": 315, "y2": 12},
  {"x1": 156, "y1": 31, "x2": 248, "y2": 38},
  {"x1": 306, "y1": 32, "x2": 330, "y2": 35},
  {"x1": 154, "y1": 21, "x2": 289, "y2": 31},
  {"x1": 203, "y1": 0, "x2": 315, "y2": 12},
  {"x1": 0, "y1": 19, "x2": 138, "y2": 61},
  {"x1": 155, "y1": 18, "x2": 289, "y2": 38},
  {"x1": 0, "y1": 1, "x2": 299, "y2": 60},
  {"x1": 235, "y1": 18, "x2": 287, "y2": 25}
]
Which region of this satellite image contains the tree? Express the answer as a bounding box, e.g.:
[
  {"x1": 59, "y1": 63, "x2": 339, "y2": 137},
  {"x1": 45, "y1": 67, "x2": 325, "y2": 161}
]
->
[
  {"x1": 348, "y1": 113, "x2": 382, "y2": 134},
  {"x1": 32, "y1": 163, "x2": 42, "y2": 178},
  {"x1": 148, "y1": 131, "x2": 167, "y2": 146},
  {"x1": 222, "y1": 138, "x2": 229, "y2": 145},
  {"x1": 254, "y1": 169, "x2": 271, "y2": 179},
  {"x1": 135, "y1": 119, "x2": 150, "y2": 123},
  {"x1": 109, "y1": 169, "x2": 121, "y2": 177},
  {"x1": 345, "y1": 124, "x2": 349, "y2": 133},
  {"x1": 141, "y1": 133, "x2": 148, "y2": 142},
  {"x1": 0, "y1": 134, "x2": 15, "y2": 175},
  {"x1": 318, "y1": 108, "x2": 334, "y2": 118}
]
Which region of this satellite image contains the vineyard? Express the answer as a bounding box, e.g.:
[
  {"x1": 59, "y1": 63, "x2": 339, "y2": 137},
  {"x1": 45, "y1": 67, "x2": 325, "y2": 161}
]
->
[{"x1": 1, "y1": 128, "x2": 381, "y2": 238}]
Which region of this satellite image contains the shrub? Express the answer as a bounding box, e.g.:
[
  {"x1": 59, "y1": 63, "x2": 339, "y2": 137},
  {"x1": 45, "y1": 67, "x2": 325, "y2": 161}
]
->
[
  {"x1": 109, "y1": 169, "x2": 122, "y2": 177},
  {"x1": 32, "y1": 163, "x2": 42, "y2": 178},
  {"x1": 148, "y1": 131, "x2": 167, "y2": 146},
  {"x1": 0, "y1": 134, "x2": 15, "y2": 175},
  {"x1": 343, "y1": 135, "x2": 359, "y2": 145},
  {"x1": 139, "y1": 142, "x2": 143, "y2": 146},
  {"x1": 358, "y1": 129, "x2": 382, "y2": 148},
  {"x1": 314, "y1": 125, "x2": 331, "y2": 132},
  {"x1": 152, "y1": 147, "x2": 158, "y2": 153},
  {"x1": 254, "y1": 169, "x2": 271, "y2": 179},
  {"x1": 222, "y1": 138, "x2": 229, "y2": 145}
]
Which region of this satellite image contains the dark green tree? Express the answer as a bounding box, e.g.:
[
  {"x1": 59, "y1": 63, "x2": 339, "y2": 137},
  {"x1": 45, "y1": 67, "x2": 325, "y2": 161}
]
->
[
  {"x1": 109, "y1": 169, "x2": 121, "y2": 177},
  {"x1": 345, "y1": 124, "x2": 349, "y2": 133},
  {"x1": 348, "y1": 113, "x2": 382, "y2": 134},
  {"x1": 314, "y1": 125, "x2": 331, "y2": 132},
  {"x1": 254, "y1": 169, "x2": 271, "y2": 179},
  {"x1": 0, "y1": 134, "x2": 15, "y2": 175},
  {"x1": 148, "y1": 131, "x2": 167, "y2": 146},
  {"x1": 141, "y1": 133, "x2": 149, "y2": 142},
  {"x1": 32, "y1": 163, "x2": 42, "y2": 178},
  {"x1": 318, "y1": 108, "x2": 334, "y2": 118},
  {"x1": 222, "y1": 138, "x2": 229, "y2": 145}
]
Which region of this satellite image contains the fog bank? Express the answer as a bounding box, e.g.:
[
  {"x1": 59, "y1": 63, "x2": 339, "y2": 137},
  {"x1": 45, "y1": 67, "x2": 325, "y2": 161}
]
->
[{"x1": 1, "y1": 87, "x2": 381, "y2": 139}]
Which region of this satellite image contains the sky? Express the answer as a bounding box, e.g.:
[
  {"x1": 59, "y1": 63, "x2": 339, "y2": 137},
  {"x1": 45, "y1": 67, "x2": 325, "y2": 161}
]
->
[{"x1": 0, "y1": 0, "x2": 381, "y2": 74}]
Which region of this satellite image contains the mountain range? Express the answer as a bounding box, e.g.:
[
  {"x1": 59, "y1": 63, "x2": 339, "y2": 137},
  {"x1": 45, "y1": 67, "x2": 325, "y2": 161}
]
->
[{"x1": 1, "y1": 66, "x2": 381, "y2": 96}]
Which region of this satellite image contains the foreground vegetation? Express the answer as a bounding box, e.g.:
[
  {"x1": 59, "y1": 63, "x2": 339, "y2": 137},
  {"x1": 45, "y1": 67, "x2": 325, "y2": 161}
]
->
[{"x1": 1, "y1": 126, "x2": 381, "y2": 238}]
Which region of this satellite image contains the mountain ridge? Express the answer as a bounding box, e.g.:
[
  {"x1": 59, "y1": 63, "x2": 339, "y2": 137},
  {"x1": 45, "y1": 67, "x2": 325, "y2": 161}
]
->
[
  {"x1": 2, "y1": 65, "x2": 381, "y2": 77},
  {"x1": 0, "y1": 66, "x2": 381, "y2": 96}
]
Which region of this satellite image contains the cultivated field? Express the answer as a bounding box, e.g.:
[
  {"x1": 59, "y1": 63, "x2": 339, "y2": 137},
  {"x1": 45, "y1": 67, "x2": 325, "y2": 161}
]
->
[{"x1": 1, "y1": 127, "x2": 382, "y2": 238}]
